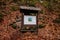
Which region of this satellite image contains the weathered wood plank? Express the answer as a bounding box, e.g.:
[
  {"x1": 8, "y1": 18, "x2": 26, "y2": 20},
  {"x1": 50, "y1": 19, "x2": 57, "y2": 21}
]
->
[{"x1": 20, "y1": 6, "x2": 41, "y2": 11}]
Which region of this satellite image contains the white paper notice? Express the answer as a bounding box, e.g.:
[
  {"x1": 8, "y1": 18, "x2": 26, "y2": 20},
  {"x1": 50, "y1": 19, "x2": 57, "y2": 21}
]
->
[{"x1": 24, "y1": 15, "x2": 36, "y2": 25}]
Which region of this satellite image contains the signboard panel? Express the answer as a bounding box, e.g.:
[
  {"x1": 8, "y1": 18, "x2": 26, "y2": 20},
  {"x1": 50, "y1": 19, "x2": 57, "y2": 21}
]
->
[{"x1": 24, "y1": 15, "x2": 36, "y2": 25}]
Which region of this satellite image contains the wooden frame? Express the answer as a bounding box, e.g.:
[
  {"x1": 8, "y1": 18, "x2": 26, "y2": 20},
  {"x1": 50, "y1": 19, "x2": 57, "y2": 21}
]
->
[
  {"x1": 20, "y1": 13, "x2": 38, "y2": 32},
  {"x1": 20, "y1": 6, "x2": 40, "y2": 32}
]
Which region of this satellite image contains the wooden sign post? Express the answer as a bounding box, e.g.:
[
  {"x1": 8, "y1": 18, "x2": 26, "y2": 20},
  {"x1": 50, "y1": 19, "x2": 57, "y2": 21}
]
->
[{"x1": 20, "y1": 6, "x2": 40, "y2": 32}]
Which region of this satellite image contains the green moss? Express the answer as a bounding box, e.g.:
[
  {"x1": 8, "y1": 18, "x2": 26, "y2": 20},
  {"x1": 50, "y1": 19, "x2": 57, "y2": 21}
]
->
[
  {"x1": 0, "y1": 13, "x2": 4, "y2": 22},
  {"x1": 22, "y1": 27, "x2": 30, "y2": 30},
  {"x1": 12, "y1": 24, "x2": 17, "y2": 29},
  {"x1": 30, "y1": 26, "x2": 37, "y2": 30},
  {"x1": 42, "y1": 1, "x2": 49, "y2": 8},
  {"x1": 10, "y1": 6, "x2": 19, "y2": 11},
  {"x1": 13, "y1": 0, "x2": 17, "y2": 3},
  {"x1": 53, "y1": 18, "x2": 60, "y2": 24},
  {"x1": 38, "y1": 24, "x2": 45, "y2": 28},
  {"x1": 40, "y1": 10, "x2": 43, "y2": 13}
]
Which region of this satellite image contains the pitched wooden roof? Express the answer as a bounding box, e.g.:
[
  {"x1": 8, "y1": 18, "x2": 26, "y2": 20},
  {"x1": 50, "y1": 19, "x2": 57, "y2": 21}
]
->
[{"x1": 20, "y1": 6, "x2": 41, "y2": 11}]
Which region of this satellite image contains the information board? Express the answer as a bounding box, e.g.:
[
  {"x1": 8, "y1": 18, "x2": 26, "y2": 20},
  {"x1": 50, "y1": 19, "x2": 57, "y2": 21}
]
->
[{"x1": 24, "y1": 15, "x2": 36, "y2": 25}]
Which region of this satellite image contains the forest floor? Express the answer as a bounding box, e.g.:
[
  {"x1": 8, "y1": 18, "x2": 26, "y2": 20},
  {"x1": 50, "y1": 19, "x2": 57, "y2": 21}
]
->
[{"x1": 0, "y1": 3, "x2": 60, "y2": 40}]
